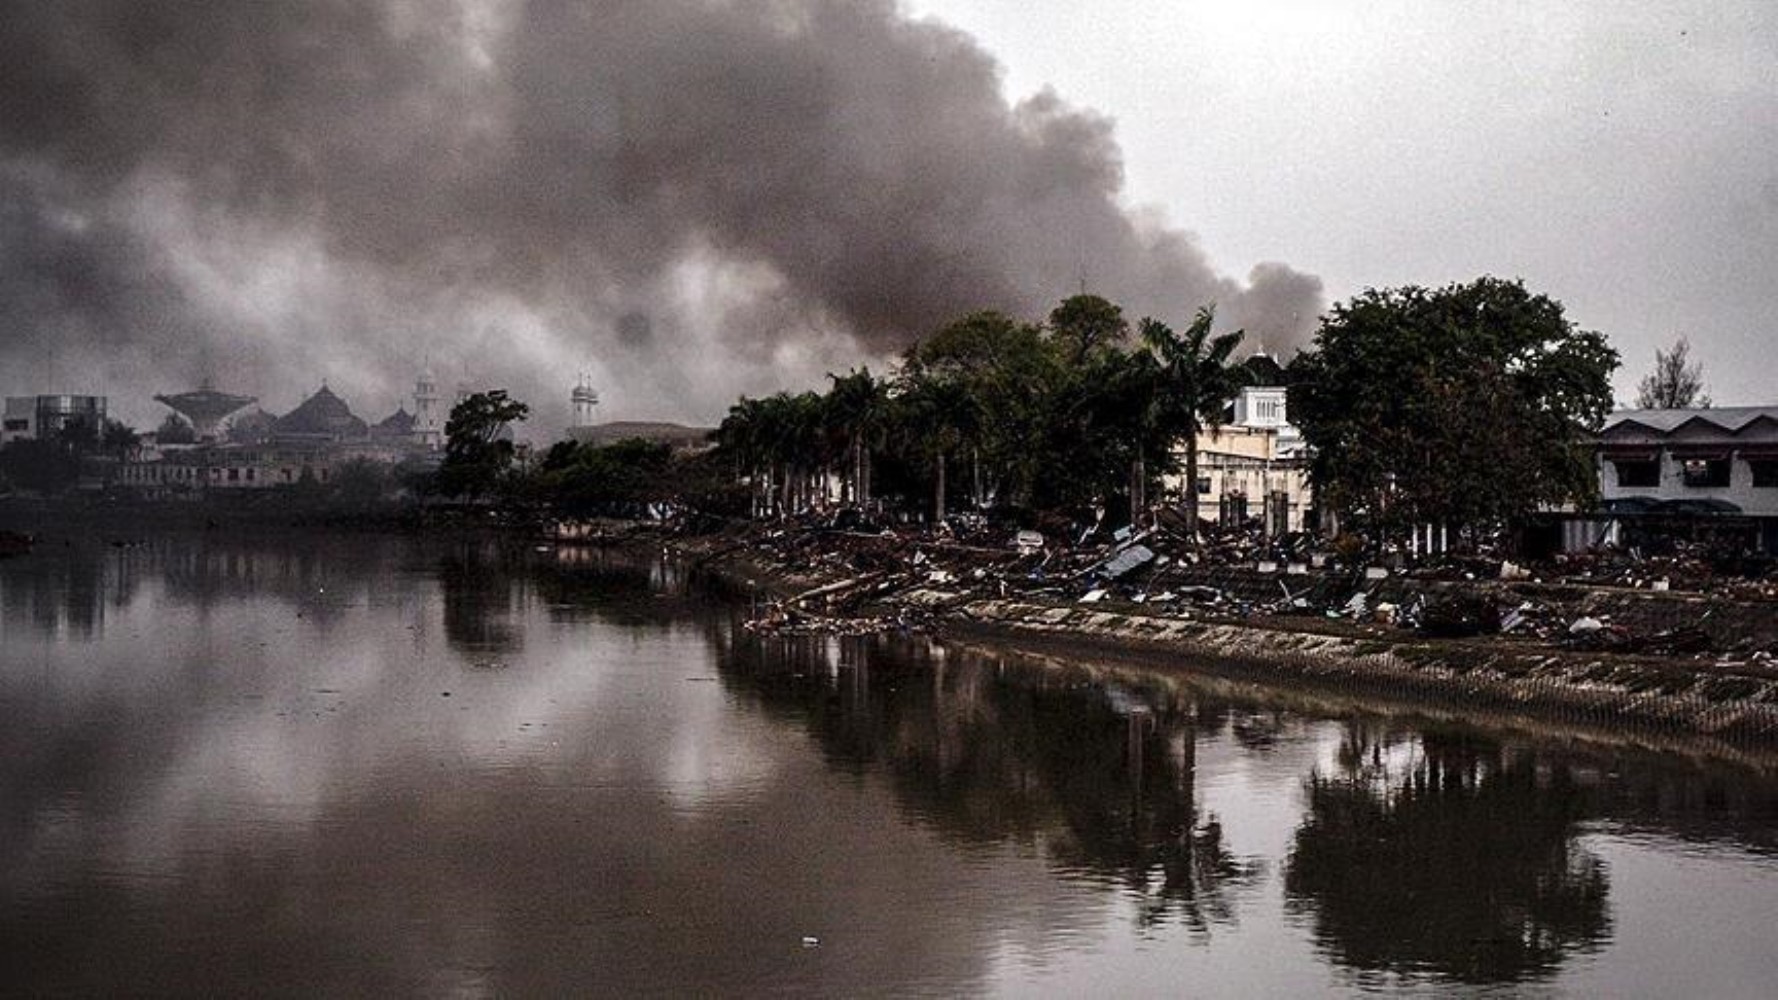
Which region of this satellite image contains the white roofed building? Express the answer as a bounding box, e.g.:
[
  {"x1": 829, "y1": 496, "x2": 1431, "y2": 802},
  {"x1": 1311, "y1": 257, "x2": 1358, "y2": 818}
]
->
[{"x1": 1558, "y1": 406, "x2": 1778, "y2": 554}]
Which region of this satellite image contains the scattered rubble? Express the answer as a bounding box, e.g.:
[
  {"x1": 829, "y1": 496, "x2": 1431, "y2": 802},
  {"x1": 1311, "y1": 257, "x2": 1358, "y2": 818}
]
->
[{"x1": 656, "y1": 505, "x2": 1778, "y2": 661}]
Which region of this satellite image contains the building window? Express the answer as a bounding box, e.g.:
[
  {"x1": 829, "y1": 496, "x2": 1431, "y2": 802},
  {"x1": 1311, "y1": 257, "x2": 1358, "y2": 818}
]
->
[
  {"x1": 1751, "y1": 461, "x2": 1778, "y2": 488},
  {"x1": 1613, "y1": 460, "x2": 1660, "y2": 488},
  {"x1": 227, "y1": 468, "x2": 239, "y2": 482},
  {"x1": 1220, "y1": 493, "x2": 1249, "y2": 523},
  {"x1": 2, "y1": 419, "x2": 26, "y2": 432},
  {"x1": 1681, "y1": 458, "x2": 1730, "y2": 488},
  {"x1": 1196, "y1": 476, "x2": 1212, "y2": 495}
]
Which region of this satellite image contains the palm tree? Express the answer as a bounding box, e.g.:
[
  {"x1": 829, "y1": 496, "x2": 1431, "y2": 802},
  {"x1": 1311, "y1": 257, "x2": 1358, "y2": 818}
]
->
[
  {"x1": 762, "y1": 392, "x2": 824, "y2": 516},
  {"x1": 1113, "y1": 348, "x2": 1166, "y2": 526},
  {"x1": 894, "y1": 373, "x2": 976, "y2": 527},
  {"x1": 824, "y1": 367, "x2": 888, "y2": 507},
  {"x1": 1140, "y1": 307, "x2": 1247, "y2": 541},
  {"x1": 716, "y1": 396, "x2": 771, "y2": 516}
]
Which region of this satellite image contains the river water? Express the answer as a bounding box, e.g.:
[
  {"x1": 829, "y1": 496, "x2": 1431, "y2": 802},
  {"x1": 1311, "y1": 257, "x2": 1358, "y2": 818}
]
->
[{"x1": 3, "y1": 532, "x2": 1776, "y2": 997}]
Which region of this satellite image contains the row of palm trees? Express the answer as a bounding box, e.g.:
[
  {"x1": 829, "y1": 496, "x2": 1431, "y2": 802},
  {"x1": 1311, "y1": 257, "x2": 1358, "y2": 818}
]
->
[{"x1": 714, "y1": 295, "x2": 1255, "y2": 533}]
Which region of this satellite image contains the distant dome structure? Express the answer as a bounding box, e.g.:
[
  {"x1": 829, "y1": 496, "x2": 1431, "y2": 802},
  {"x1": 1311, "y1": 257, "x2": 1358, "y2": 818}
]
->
[
  {"x1": 272, "y1": 385, "x2": 368, "y2": 441},
  {"x1": 372, "y1": 406, "x2": 416, "y2": 439},
  {"x1": 153, "y1": 385, "x2": 256, "y2": 441}
]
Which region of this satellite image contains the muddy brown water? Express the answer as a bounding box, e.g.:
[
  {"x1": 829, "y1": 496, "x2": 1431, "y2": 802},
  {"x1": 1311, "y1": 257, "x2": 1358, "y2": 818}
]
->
[{"x1": 3, "y1": 533, "x2": 1777, "y2": 997}]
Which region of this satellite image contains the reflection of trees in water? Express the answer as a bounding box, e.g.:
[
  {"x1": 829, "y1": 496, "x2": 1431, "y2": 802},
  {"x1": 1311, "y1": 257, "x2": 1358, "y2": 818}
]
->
[
  {"x1": 527, "y1": 548, "x2": 704, "y2": 629},
  {"x1": 1581, "y1": 754, "x2": 1778, "y2": 857},
  {"x1": 153, "y1": 534, "x2": 417, "y2": 631},
  {"x1": 438, "y1": 540, "x2": 525, "y2": 656},
  {"x1": 442, "y1": 543, "x2": 715, "y2": 652},
  {"x1": 1, "y1": 544, "x2": 151, "y2": 641},
  {"x1": 1285, "y1": 725, "x2": 1611, "y2": 985},
  {"x1": 712, "y1": 631, "x2": 1261, "y2": 932}
]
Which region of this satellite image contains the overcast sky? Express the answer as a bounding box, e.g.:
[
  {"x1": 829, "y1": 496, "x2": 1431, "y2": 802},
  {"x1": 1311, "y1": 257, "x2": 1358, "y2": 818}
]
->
[
  {"x1": 2, "y1": 1, "x2": 1773, "y2": 432},
  {"x1": 911, "y1": 0, "x2": 1778, "y2": 406}
]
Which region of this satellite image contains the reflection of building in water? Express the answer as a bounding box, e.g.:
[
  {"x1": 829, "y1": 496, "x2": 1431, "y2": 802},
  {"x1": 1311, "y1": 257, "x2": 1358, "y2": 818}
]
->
[{"x1": 0, "y1": 538, "x2": 146, "y2": 640}]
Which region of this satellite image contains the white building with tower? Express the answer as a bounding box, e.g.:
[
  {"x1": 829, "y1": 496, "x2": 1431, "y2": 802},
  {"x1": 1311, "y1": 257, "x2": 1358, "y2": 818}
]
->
[
  {"x1": 1162, "y1": 383, "x2": 1313, "y2": 535},
  {"x1": 563, "y1": 371, "x2": 714, "y2": 453},
  {"x1": 571, "y1": 373, "x2": 599, "y2": 428}
]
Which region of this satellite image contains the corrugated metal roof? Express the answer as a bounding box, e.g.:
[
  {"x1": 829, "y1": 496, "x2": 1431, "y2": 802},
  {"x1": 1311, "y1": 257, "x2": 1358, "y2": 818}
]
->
[{"x1": 1604, "y1": 406, "x2": 1778, "y2": 435}]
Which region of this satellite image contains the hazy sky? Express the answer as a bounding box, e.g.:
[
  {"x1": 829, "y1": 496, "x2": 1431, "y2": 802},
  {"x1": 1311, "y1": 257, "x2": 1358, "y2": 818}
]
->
[
  {"x1": 1, "y1": 1, "x2": 1773, "y2": 433},
  {"x1": 909, "y1": 0, "x2": 1778, "y2": 406}
]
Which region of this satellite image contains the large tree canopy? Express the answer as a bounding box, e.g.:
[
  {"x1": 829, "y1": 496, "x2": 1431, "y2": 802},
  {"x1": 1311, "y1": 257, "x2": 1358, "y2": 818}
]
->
[
  {"x1": 1290, "y1": 277, "x2": 1618, "y2": 542},
  {"x1": 437, "y1": 390, "x2": 530, "y2": 499}
]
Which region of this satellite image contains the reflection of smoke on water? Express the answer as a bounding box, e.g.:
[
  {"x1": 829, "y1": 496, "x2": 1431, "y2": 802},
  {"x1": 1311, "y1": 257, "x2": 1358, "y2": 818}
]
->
[
  {"x1": 0, "y1": 537, "x2": 1098, "y2": 996},
  {"x1": 8, "y1": 540, "x2": 1778, "y2": 994}
]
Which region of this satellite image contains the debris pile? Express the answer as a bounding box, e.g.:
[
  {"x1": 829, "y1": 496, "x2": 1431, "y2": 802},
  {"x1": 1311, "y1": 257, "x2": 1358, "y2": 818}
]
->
[{"x1": 667, "y1": 506, "x2": 1778, "y2": 658}]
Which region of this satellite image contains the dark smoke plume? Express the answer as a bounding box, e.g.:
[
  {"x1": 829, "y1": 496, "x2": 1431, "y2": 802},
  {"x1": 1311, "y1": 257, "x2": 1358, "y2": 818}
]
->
[{"x1": 0, "y1": 0, "x2": 1321, "y2": 431}]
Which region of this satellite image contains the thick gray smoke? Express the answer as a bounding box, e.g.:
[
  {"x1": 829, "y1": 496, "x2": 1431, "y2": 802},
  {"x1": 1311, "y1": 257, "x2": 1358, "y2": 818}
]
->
[{"x1": 0, "y1": 0, "x2": 1321, "y2": 432}]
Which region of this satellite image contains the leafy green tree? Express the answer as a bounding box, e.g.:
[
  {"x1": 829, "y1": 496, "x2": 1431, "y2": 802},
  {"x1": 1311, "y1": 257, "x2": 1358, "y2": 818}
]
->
[
  {"x1": 155, "y1": 413, "x2": 196, "y2": 445},
  {"x1": 1049, "y1": 293, "x2": 1129, "y2": 365},
  {"x1": 0, "y1": 439, "x2": 80, "y2": 494},
  {"x1": 1286, "y1": 727, "x2": 1609, "y2": 983},
  {"x1": 101, "y1": 419, "x2": 139, "y2": 458},
  {"x1": 1634, "y1": 337, "x2": 1710, "y2": 409},
  {"x1": 329, "y1": 457, "x2": 392, "y2": 506},
  {"x1": 541, "y1": 438, "x2": 674, "y2": 516},
  {"x1": 437, "y1": 390, "x2": 529, "y2": 499},
  {"x1": 823, "y1": 368, "x2": 889, "y2": 506},
  {"x1": 1026, "y1": 343, "x2": 1155, "y2": 525},
  {"x1": 714, "y1": 391, "x2": 827, "y2": 517},
  {"x1": 892, "y1": 372, "x2": 977, "y2": 525},
  {"x1": 709, "y1": 294, "x2": 1255, "y2": 532},
  {"x1": 54, "y1": 414, "x2": 101, "y2": 453},
  {"x1": 715, "y1": 396, "x2": 770, "y2": 514},
  {"x1": 1291, "y1": 278, "x2": 1618, "y2": 548},
  {"x1": 902, "y1": 311, "x2": 1054, "y2": 509},
  {"x1": 1139, "y1": 308, "x2": 1247, "y2": 539}
]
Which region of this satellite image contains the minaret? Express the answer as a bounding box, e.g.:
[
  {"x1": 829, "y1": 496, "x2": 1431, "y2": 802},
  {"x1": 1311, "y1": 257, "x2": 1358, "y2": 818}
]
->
[
  {"x1": 414, "y1": 366, "x2": 442, "y2": 449},
  {"x1": 571, "y1": 372, "x2": 599, "y2": 428}
]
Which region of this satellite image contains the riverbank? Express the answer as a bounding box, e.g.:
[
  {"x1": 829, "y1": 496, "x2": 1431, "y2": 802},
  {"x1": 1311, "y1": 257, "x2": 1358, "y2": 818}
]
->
[
  {"x1": 944, "y1": 597, "x2": 1778, "y2": 761},
  {"x1": 665, "y1": 524, "x2": 1778, "y2": 755},
  {"x1": 10, "y1": 501, "x2": 1777, "y2": 755}
]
